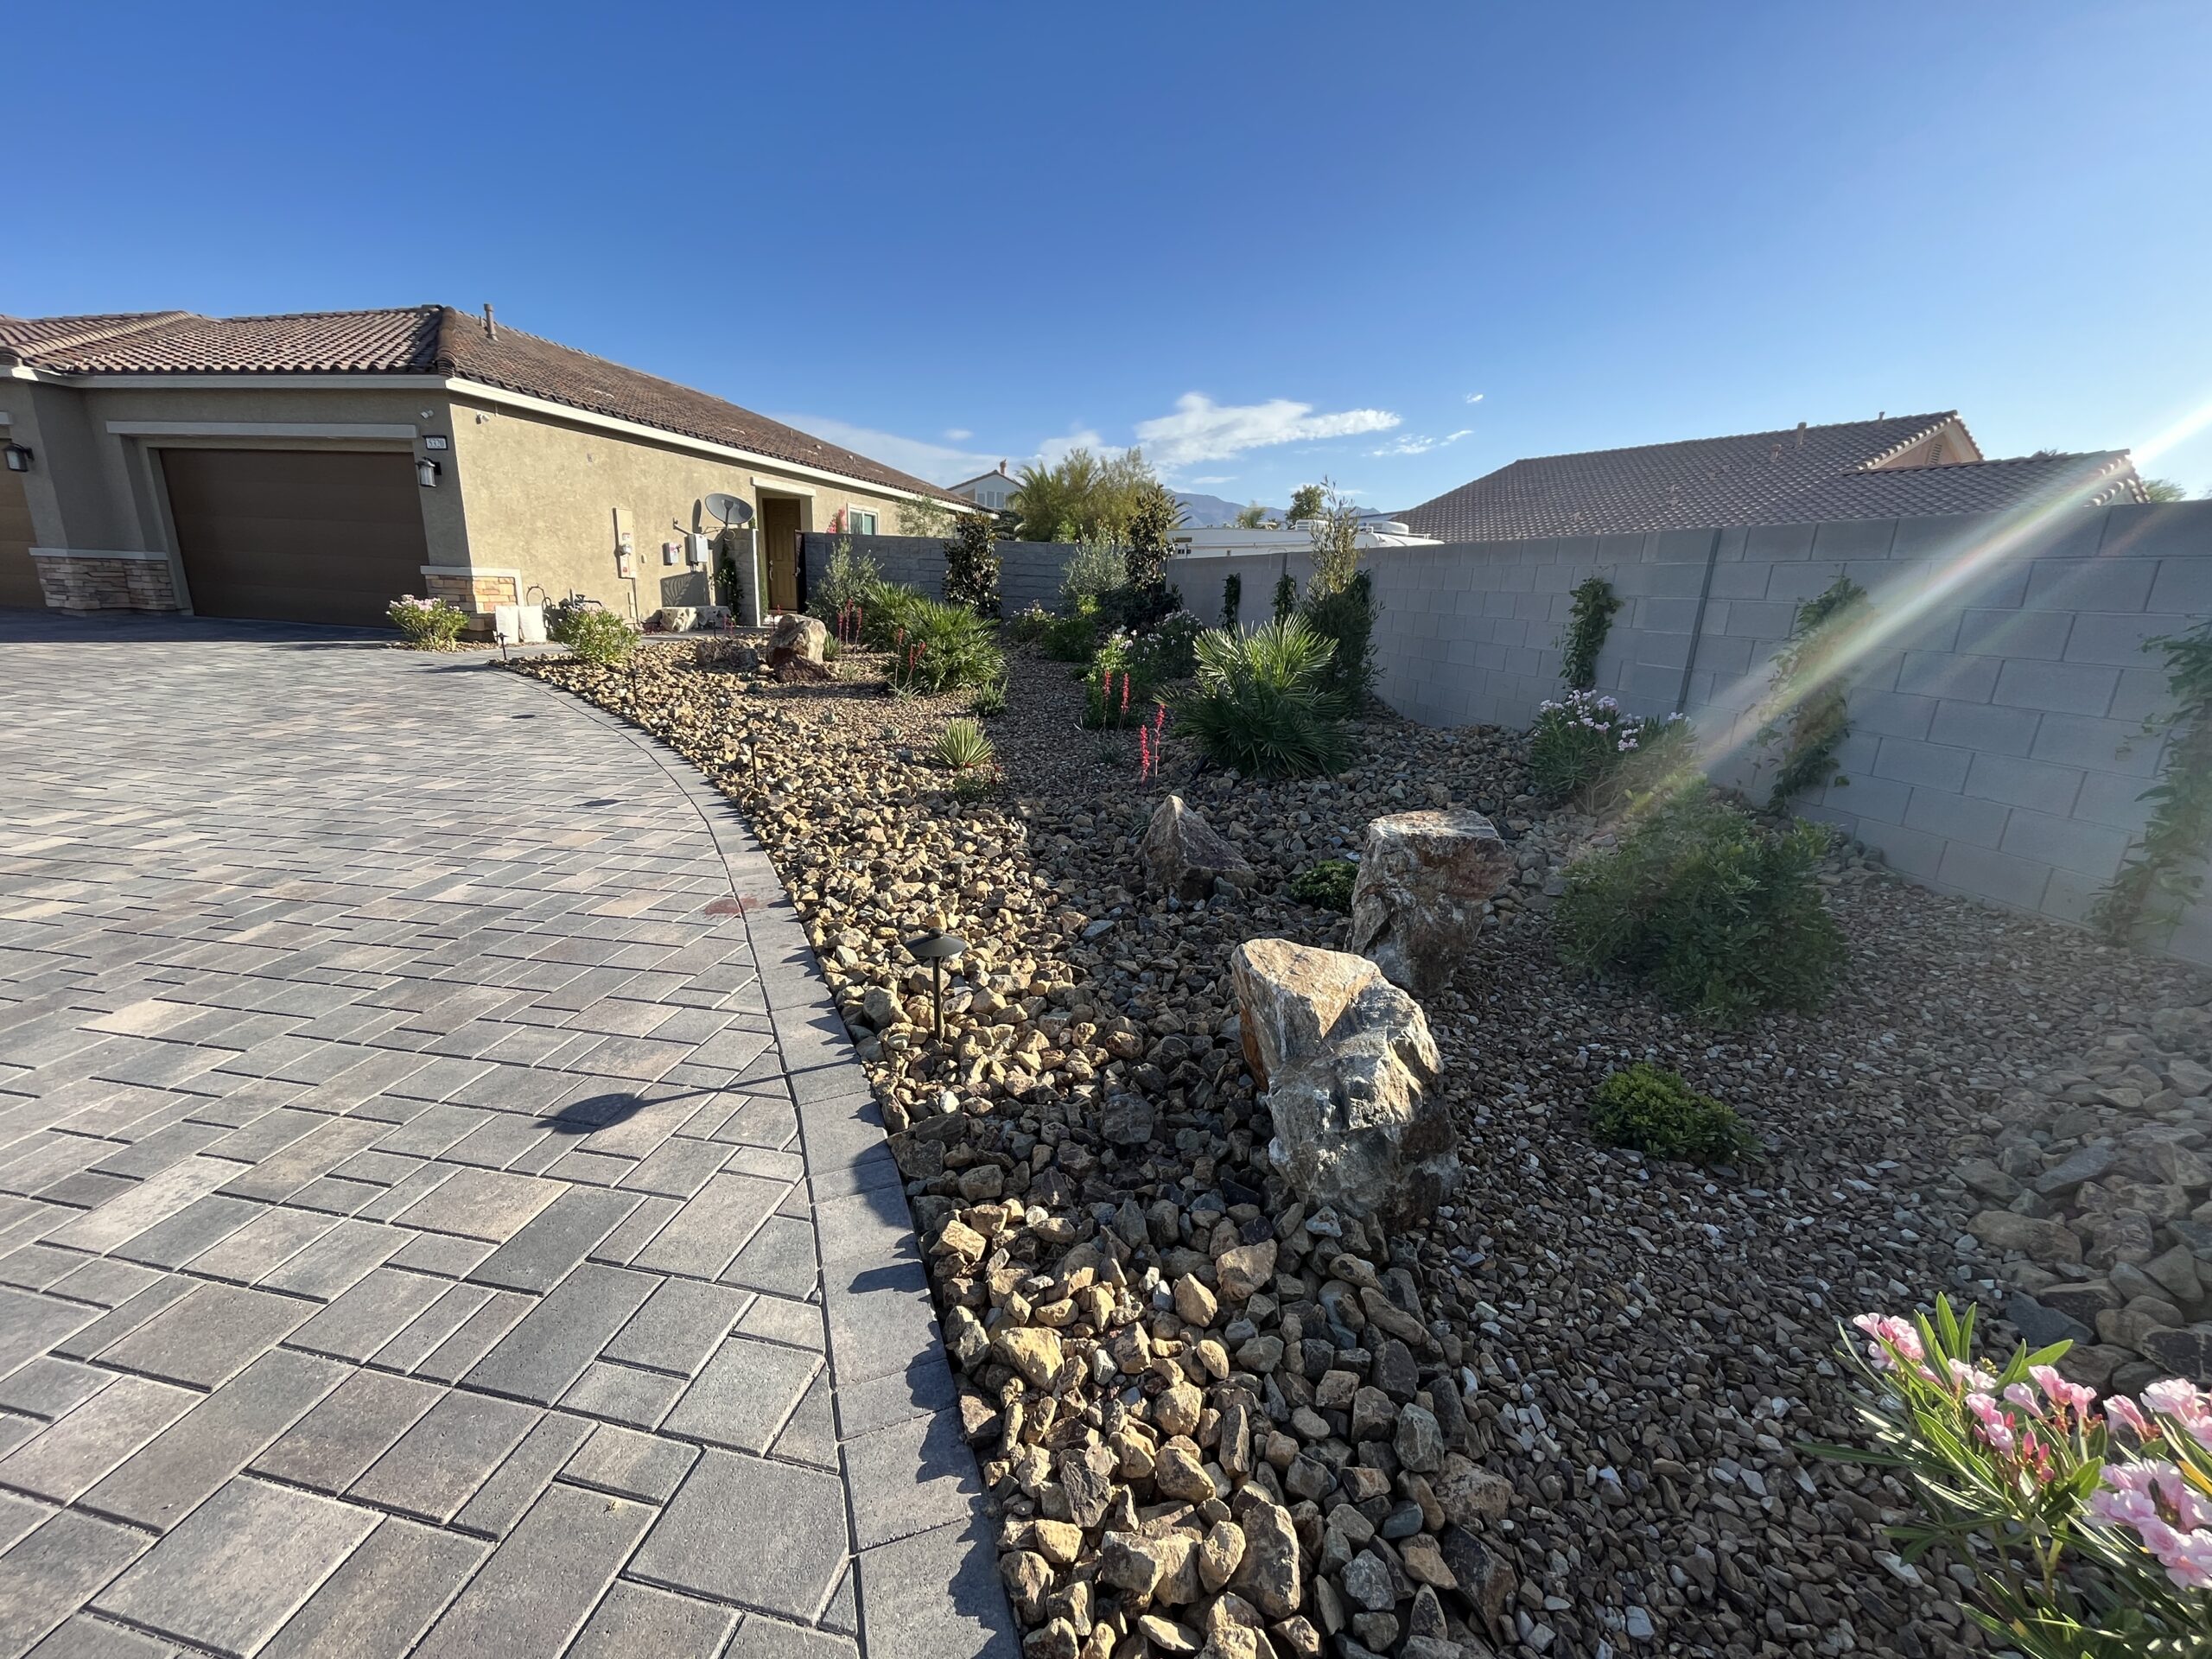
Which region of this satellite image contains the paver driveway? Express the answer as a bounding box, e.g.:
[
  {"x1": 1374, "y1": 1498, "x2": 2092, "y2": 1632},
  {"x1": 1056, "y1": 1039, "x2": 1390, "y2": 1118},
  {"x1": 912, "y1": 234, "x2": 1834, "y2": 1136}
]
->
[{"x1": 0, "y1": 615, "x2": 1014, "y2": 1659}]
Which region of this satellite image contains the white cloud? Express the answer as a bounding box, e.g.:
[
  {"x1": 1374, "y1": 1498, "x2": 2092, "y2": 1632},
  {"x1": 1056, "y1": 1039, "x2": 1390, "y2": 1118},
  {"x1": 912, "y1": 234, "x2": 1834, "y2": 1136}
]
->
[
  {"x1": 769, "y1": 414, "x2": 1001, "y2": 486},
  {"x1": 1133, "y1": 393, "x2": 1399, "y2": 469},
  {"x1": 1465, "y1": 392, "x2": 1484, "y2": 404},
  {"x1": 1187, "y1": 475, "x2": 1236, "y2": 486},
  {"x1": 943, "y1": 427, "x2": 973, "y2": 442},
  {"x1": 1367, "y1": 428, "x2": 1475, "y2": 458},
  {"x1": 1037, "y1": 427, "x2": 1107, "y2": 468}
]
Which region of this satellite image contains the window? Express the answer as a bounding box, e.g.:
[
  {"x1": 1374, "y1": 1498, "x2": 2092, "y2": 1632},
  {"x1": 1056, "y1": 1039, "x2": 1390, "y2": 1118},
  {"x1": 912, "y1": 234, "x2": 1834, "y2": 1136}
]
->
[{"x1": 849, "y1": 509, "x2": 878, "y2": 536}]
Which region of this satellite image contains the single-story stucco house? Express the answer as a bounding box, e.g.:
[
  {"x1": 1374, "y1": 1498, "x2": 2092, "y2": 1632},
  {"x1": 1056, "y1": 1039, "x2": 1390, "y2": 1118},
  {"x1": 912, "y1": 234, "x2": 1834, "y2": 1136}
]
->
[{"x1": 0, "y1": 306, "x2": 966, "y2": 626}]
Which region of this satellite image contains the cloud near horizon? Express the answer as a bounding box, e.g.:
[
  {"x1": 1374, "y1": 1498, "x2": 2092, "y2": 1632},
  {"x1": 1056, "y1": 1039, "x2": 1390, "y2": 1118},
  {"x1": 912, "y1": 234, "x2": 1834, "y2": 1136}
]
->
[
  {"x1": 1369, "y1": 428, "x2": 1475, "y2": 457},
  {"x1": 1133, "y1": 393, "x2": 1399, "y2": 469}
]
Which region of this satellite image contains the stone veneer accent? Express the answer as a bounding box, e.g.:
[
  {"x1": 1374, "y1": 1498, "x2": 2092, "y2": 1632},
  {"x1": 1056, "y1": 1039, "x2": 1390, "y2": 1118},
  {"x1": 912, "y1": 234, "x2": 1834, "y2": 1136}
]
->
[
  {"x1": 425, "y1": 571, "x2": 520, "y2": 613},
  {"x1": 33, "y1": 555, "x2": 181, "y2": 614}
]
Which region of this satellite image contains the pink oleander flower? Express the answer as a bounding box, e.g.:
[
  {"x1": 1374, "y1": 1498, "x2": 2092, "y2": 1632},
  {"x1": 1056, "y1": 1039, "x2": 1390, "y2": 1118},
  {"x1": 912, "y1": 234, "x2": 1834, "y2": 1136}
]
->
[
  {"x1": 2028, "y1": 1363, "x2": 2096, "y2": 1420},
  {"x1": 1948, "y1": 1357, "x2": 1998, "y2": 1393},
  {"x1": 2005, "y1": 1382, "x2": 2038, "y2": 1414},
  {"x1": 2107, "y1": 1395, "x2": 2156, "y2": 1440},
  {"x1": 1852, "y1": 1314, "x2": 1923, "y2": 1370},
  {"x1": 2143, "y1": 1379, "x2": 2207, "y2": 1418},
  {"x1": 1965, "y1": 1392, "x2": 2017, "y2": 1456}
]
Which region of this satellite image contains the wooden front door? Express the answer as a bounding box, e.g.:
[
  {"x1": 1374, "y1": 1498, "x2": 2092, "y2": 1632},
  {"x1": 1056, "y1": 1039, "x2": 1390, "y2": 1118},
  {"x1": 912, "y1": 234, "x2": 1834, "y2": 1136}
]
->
[
  {"x1": 761, "y1": 497, "x2": 802, "y2": 613},
  {"x1": 0, "y1": 461, "x2": 39, "y2": 609}
]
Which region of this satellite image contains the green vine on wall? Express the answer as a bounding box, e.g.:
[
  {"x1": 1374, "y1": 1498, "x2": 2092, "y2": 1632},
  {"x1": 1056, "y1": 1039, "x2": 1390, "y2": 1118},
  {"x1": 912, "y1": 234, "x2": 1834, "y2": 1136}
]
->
[
  {"x1": 1760, "y1": 575, "x2": 1869, "y2": 811},
  {"x1": 1558, "y1": 575, "x2": 1621, "y2": 690},
  {"x1": 2093, "y1": 616, "x2": 2212, "y2": 944}
]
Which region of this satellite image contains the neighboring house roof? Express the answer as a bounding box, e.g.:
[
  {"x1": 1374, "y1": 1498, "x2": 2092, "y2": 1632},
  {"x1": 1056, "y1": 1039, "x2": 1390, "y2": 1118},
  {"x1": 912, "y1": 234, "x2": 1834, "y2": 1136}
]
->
[
  {"x1": 947, "y1": 468, "x2": 1014, "y2": 495},
  {"x1": 1399, "y1": 412, "x2": 2146, "y2": 542},
  {"x1": 0, "y1": 306, "x2": 966, "y2": 505}
]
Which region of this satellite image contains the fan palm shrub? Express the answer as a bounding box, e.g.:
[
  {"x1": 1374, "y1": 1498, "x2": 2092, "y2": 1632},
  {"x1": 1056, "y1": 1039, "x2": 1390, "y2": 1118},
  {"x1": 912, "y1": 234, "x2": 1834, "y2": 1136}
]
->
[{"x1": 1174, "y1": 618, "x2": 1350, "y2": 779}]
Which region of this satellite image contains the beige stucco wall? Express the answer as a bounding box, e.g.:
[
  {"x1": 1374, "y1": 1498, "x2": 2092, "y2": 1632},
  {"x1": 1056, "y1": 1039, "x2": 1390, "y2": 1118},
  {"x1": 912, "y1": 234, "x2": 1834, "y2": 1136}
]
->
[
  {"x1": 2, "y1": 378, "x2": 465, "y2": 613},
  {"x1": 3, "y1": 372, "x2": 938, "y2": 621},
  {"x1": 444, "y1": 391, "x2": 920, "y2": 621}
]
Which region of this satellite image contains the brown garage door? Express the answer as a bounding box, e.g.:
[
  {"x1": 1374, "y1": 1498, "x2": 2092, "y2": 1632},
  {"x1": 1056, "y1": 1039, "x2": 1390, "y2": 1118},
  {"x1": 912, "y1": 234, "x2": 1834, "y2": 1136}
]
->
[
  {"x1": 162, "y1": 448, "x2": 430, "y2": 626},
  {"x1": 0, "y1": 461, "x2": 40, "y2": 609}
]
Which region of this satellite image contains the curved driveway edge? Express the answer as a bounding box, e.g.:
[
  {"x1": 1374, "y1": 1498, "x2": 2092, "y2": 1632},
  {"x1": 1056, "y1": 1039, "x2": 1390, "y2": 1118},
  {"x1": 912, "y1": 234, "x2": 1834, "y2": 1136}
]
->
[{"x1": 0, "y1": 613, "x2": 1018, "y2": 1659}]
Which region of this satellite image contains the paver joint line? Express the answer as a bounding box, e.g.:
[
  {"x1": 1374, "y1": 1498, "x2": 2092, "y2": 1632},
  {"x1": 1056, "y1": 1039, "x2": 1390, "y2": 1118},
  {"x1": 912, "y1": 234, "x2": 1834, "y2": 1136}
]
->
[{"x1": 0, "y1": 613, "x2": 1010, "y2": 1659}]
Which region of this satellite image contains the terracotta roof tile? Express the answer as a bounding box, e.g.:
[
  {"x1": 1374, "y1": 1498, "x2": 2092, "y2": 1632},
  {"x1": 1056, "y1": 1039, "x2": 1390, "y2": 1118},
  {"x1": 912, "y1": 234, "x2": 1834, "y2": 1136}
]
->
[
  {"x1": 1400, "y1": 414, "x2": 2143, "y2": 540},
  {"x1": 0, "y1": 306, "x2": 961, "y2": 503}
]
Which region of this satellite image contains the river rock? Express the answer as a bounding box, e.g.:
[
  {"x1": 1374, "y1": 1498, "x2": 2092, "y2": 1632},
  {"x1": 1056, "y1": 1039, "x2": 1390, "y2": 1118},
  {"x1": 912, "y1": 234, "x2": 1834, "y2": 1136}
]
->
[
  {"x1": 1967, "y1": 1210, "x2": 2083, "y2": 1265},
  {"x1": 1231, "y1": 938, "x2": 1457, "y2": 1224},
  {"x1": 1140, "y1": 795, "x2": 1254, "y2": 903},
  {"x1": 1346, "y1": 809, "x2": 1515, "y2": 995}
]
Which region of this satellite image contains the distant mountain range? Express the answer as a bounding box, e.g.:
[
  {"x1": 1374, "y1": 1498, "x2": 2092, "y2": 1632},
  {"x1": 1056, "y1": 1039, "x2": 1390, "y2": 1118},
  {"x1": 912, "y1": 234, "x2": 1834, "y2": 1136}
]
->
[{"x1": 1173, "y1": 491, "x2": 1282, "y2": 527}]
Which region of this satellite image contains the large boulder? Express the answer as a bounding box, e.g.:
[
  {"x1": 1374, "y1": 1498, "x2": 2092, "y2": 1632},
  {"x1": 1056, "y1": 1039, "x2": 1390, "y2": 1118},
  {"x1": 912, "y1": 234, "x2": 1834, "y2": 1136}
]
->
[
  {"x1": 1230, "y1": 938, "x2": 1457, "y2": 1225},
  {"x1": 1140, "y1": 796, "x2": 1254, "y2": 903},
  {"x1": 1347, "y1": 809, "x2": 1515, "y2": 996},
  {"x1": 766, "y1": 612, "x2": 828, "y2": 668}
]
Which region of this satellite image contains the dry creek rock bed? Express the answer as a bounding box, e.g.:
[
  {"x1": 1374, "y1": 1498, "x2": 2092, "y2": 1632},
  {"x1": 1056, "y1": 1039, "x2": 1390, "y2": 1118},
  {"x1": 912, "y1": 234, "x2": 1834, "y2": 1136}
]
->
[{"x1": 510, "y1": 641, "x2": 2211, "y2": 1659}]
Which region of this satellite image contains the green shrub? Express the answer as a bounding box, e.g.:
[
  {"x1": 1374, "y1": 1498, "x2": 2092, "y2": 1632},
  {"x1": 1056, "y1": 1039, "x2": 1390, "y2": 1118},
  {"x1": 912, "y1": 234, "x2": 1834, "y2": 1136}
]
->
[
  {"x1": 1299, "y1": 568, "x2": 1377, "y2": 715},
  {"x1": 388, "y1": 595, "x2": 470, "y2": 650},
  {"x1": 969, "y1": 678, "x2": 1008, "y2": 716},
  {"x1": 1290, "y1": 859, "x2": 1357, "y2": 913},
  {"x1": 548, "y1": 604, "x2": 639, "y2": 666},
  {"x1": 1587, "y1": 1064, "x2": 1750, "y2": 1162},
  {"x1": 943, "y1": 515, "x2": 1002, "y2": 617},
  {"x1": 1005, "y1": 605, "x2": 1052, "y2": 647},
  {"x1": 1058, "y1": 537, "x2": 1127, "y2": 612},
  {"x1": 1529, "y1": 689, "x2": 1693, "y2": 807},
  {"x1": 1272, "y1": 572, "x2": 1298, "y2": 621},
  {"x1": 1557, "y1": 576, "x2": 1621, "y2": 690},
  {"x1": 809, "y1": 536, "x2": 885, "y2": 622},
  {"x1": 1175, "y1": 618, "x2": 1351, "y2": 779},
  {"x1": 1221, "y1": 573, "x2": 1242, "y2": 629},
  {"x1": 931, "y1": 717, "x2": 995, "y2": 770},
  {"x1": 1124, "y1": 480, "x2": 1181, "y2": 590},
  {"x1": 1555, "y1": 785, "x2": 1846, "y2": 1022},
  {"x1": 1041, "y1": 600, "x2": 1102, "y2": 663},
  {"x1": 877, "y1": 591, "x2": 1005, "y2": 695},
  {"x1": 1132, "y1": 610, "x2": 1205, "y2": 683}
]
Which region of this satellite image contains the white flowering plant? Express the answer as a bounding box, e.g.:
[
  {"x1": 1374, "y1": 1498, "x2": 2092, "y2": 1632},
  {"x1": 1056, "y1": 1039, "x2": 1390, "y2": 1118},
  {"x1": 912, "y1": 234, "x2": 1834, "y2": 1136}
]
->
[
  {"x1": 1529, "y1": 688, "x2": 1689, "y2": 806},
  {"x1": 1826, "y1": 1296, "x2": 2212, "y2": 1656},
  {"x1": 386, "y1": 594, "x2": 470, "y2": 649}
]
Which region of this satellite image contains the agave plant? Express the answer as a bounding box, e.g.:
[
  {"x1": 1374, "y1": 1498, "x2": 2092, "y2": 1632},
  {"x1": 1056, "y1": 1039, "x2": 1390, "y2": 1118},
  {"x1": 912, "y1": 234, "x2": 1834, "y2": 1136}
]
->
[
  {"x1": 1174, "y1": 617, "x2": 1351, "y2": 779},
  {"x1": 931, "y1": 717, "x2": 995, "y2": 772}
]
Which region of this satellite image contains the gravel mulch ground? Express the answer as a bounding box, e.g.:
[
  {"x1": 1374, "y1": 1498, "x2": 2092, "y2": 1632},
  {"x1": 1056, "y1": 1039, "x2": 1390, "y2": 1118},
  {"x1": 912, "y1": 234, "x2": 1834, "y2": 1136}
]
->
[{"x1": 509, "y1": 639, "x2": 2211, "y2": 1659}]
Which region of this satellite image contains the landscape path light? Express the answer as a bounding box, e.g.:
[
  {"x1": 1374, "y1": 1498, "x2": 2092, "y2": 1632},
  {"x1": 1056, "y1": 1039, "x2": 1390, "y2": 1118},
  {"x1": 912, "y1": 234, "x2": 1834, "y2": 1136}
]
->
[{"x1": 903, "y1": 929, "x2": 967, "y2": 1041}]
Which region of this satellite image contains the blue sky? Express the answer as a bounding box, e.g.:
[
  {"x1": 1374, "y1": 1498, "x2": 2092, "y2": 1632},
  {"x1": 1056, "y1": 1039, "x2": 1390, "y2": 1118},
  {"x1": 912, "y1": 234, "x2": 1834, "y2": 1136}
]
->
[{"x1": 11, "y1": 2, "x2": 2210, "y2": 509}]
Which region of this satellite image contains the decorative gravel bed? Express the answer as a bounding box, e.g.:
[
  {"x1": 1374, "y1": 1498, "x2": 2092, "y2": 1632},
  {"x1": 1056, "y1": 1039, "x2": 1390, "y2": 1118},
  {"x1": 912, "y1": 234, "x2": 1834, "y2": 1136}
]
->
[{"x1": 510, "y1": 641, "x2": 2209, "y2": 1659}]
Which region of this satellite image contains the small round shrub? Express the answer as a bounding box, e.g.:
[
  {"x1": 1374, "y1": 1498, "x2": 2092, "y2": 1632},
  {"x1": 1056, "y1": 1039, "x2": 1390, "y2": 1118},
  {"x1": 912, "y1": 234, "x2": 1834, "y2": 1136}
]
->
[
  {"x1": 1005, "y1": 605, "x2": 1053, "y2": 647},
  {"x1": 1040, "y1": 601, "x2": 1102, "y2": 663},
  {"x1": 388, "y1": 595, "x2": 470, "y2": 650},
  {"x1": 548, "y1": 604, "x2": 639, "y2": 666},
  {"x1": 969, "y1": 677, "x2": 1008, "y2": 717},
  {"x1": 1298, "y1": 569, "x2": 1377, "y2": 716},
  {"x1": 1555, "y1": 784, "x2": 1847, "y2": 1022},
  {"x1": 1290, "y1": 859, "x2": 1357, "y2": 913},
  {"x1": 875, "y1": 590, "x2": 1005, "y2": 695},
  {"x1": 808, "y1": 537, "x2": 884, "y2": 623},
  {"x1": 1587, "y1": 1064, "x2": 1749, "y2": 1163},
  {"x1": 1529, "y1": 690, "x2": 1692, "y2": 807}
]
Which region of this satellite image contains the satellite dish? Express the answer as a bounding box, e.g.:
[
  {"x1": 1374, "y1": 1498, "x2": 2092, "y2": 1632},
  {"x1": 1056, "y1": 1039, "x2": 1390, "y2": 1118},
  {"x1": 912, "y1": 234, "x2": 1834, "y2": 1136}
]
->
[{"x1": 704, "y1": 493, "x2": 753, "y2": 527}]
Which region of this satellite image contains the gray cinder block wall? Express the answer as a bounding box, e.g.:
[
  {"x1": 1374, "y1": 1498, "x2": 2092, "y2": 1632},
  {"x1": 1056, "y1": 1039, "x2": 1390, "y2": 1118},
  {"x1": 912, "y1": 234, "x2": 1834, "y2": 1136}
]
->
[
  {"x1": 1172, "y1": 503, "x2": 2212, "y2": 967},
  {"x1": 800, "y1": 533, "x2": 1080, "y2": 615}
]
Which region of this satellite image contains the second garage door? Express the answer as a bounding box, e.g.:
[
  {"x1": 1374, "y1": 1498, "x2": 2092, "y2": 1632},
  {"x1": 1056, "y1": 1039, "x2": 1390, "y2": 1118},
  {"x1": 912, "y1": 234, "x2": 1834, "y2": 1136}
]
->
[{"x1": 163, "y1": 448, "x2": 430, "y2": 626}]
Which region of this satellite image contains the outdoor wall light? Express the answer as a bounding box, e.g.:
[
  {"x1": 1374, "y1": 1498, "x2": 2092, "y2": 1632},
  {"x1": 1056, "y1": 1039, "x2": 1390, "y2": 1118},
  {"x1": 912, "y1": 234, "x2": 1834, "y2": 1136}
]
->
[
  {"x1": 904, "y1": 929, "x2": 968, "y2": 1040},
  {"x1": 416, "y1": 456, "x2": 442, "y2": 488},
  {"x1": 3, "y1": 443, "x2": 31, "y2": 474}
]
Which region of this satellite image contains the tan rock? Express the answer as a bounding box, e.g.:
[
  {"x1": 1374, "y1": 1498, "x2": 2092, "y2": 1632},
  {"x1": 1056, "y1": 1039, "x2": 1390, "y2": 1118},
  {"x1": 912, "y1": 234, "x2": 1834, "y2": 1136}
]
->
[
  {"x1": 1198, "y1": 1519, "x2": 1247, "y2": 1592},
  {"x1": 1230, "y1": 938, "x2": 1457, "y2": 1225},
  {"x1": 1433, "y1": 1452, "x2": 1513, "y2": 1527},
  {"x1": 1173, "y1": 1274, "x2": 1219, "y2": 1327},
  {"x1": 1154, "y1": 1382, "x2": 1205, "y2": 1437},
  {"x1": 766, "y1": 612, "x2": 828, "y2": 666},
  {"x1": 1967, "y1": 1210, "x2": 2083, "y2": 1265},
  {"x1": 995, "y1": 1325, "x2": 1065, "y2": 1389},
  {"x1": 1154, "y1": 1438, "x2": 1217, "y2": 1502},
  {"x1": 1216, "y1": 1240, "x2": 1277, "y2": 1302},
  {"x1": 1347, "y1": 809, "x2": 1514, "y2": 995}
]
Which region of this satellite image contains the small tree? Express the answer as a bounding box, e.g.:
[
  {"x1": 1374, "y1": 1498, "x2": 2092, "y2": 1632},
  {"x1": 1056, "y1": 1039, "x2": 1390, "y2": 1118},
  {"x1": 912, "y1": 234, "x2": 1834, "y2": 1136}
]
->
[
  {"x1": 1221, "y1": 572, "x2": 1242, "y2": 628},
  {"x1": 1305, "y1": 478, "x2": 1363, "y2": 598},
  {"x1": 1124, "y1": 480, "x2": 1183, "y2": 592},
  {"x1": 943, "y1": 515, "x2": 1001, "y2": 618},
  {"x1": 1286, "y1": 483, "x2": 1326, "y2": 524},
  {"x1": 1272, "y1": 571, "x2": 1299, "y2": 621},
  {"x1": 1233, "y1": 503, "x2": 1273, "y2": 529}
]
